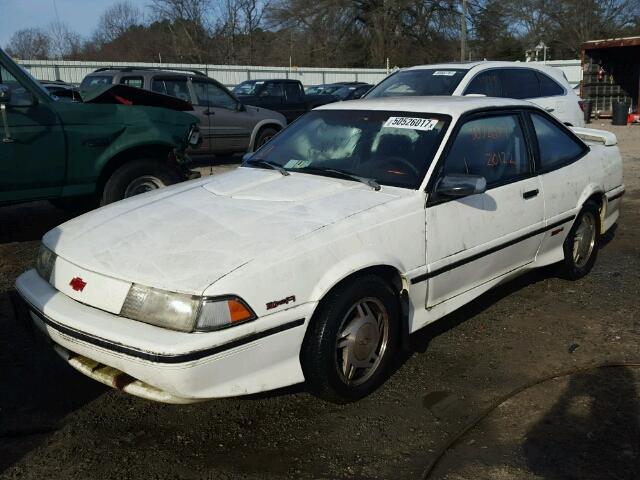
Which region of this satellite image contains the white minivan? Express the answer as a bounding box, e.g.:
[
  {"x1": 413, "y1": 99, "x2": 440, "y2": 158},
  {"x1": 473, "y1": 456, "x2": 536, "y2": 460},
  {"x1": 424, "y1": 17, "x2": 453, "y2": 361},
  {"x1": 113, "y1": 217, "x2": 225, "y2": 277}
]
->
[{"x1": 365, "y1": 61, "x2": 585, "y2": 127}]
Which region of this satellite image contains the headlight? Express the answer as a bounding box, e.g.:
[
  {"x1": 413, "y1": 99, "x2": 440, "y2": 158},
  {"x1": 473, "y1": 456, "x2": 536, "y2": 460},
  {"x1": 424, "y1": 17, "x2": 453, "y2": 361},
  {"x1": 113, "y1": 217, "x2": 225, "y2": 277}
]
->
[
  {"x1": 120, "y1": 284, "x2": 256, "y2": 333},
  {"x1": 120, "y1": 284, "x2": 201, "y2": 332},
  {"x1": 36, "y1": 244, "x2": 56, "y2": 282}
]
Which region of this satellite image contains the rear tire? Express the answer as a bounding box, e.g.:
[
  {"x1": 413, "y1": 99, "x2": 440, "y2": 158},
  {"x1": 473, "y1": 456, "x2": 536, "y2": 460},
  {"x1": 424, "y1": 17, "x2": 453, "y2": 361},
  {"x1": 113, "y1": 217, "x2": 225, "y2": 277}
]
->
[
  {"x1": 100, "y1": 159, "x2": 182, "y2": 205},
  {"x1": 254, "y1": 127, "x2": 279, "y2": 150},
  {"x1": 301, "y1": 275, "x2": 400, "y2": 403},
  {"x1": 556, "y1": 202, "x2": 600, "y2": 280}
]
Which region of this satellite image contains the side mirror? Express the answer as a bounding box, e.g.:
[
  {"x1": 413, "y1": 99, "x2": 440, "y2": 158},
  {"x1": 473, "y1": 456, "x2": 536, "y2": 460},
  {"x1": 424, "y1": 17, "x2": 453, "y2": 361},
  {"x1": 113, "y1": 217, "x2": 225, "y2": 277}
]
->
[
  {"x1": 237, "y1": 102, "x2": 246, "y2": 112},
  {"x1": 0, "y1": 85, "x2": 12, "y2": 105},
  {"x1": 436, "y1": 174, "x2": 486, "y2": 197}
]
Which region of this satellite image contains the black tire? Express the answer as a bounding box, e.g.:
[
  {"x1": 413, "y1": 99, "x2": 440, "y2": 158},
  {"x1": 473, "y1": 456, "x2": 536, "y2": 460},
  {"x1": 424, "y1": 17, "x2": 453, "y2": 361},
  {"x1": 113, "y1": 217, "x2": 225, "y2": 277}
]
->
[
  {"x1": 301, "y1": 275, "x2": 400, "y2": 403},
  {"x1": 254, "y1": 127, "x2": 279, "y2": 150},
  {"x1": 100, "y1": 159, "x2": 182, "y2": 205},
  {"x1": 557, "y1": 202, "x2": 601, "y2": 280}
]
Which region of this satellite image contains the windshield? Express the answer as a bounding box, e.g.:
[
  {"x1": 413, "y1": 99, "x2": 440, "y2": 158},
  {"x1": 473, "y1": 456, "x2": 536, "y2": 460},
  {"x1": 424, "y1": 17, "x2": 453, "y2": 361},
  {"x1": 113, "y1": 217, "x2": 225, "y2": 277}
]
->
[
  {"x1": 305, "y1": 85, "x2": 325, "y2": 95},
  {"x1": 232, "y1": 81, "x2": 263, "y2": 95},
  {"x1": 322, "y1": 85, "x2": 343, "y2": 95},
  {"x1": 247, "y1": 110, "x2": 449, "y2": 189},
  {"x1": 366, "y1": 69, "x2": 467, "y2": 98},
  {"x1": 334, "y1": 86, "x2": 356, "y2": 99}
]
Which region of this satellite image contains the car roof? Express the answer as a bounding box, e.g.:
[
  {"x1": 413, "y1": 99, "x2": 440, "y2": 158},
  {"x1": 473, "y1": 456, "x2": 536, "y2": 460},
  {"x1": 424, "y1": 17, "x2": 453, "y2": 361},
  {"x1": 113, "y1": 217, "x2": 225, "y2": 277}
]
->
[
  {"x1": 402, "y1": 61, "x2": 568, "y2": 83},
  {"x1": 87, "y1": 68, "x2": 207, "y2": 77},
  {"x1": 315, "y1": 95, "x2": 535, "y2": 118},
  {"x1": 243, "y1": 79, "x2": 299, "y2": 83}
]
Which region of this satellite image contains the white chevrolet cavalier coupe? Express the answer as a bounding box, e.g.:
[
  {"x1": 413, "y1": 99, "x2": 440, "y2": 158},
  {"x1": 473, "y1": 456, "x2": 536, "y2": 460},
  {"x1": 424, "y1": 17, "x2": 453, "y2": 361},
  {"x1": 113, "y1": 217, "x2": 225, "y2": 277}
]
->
[{"x1": 16, "y1": 97, "x2": 624, "y2": 404}]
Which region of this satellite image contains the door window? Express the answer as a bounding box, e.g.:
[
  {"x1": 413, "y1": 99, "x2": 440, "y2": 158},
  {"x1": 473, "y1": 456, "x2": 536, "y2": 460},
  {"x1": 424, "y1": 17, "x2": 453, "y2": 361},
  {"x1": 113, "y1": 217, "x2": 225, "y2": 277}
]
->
[
  {"x1": 283, "y1": 83, "x2": 303, "y2": 101},
  {"x1": 0, "y1": 65, "x2": 33, "y2": 106},
  {"x1": 500, "y1": 69, "x2": 540, "y2": 99},
  {"x1": 120, "y1": 76, "x2": 143, "y2": 88},
  {"x1": 192, "y1": 81, "x2": 237, "y2": 110},
  {"x1": 464, "y1": 70, "x2": 502, "y2": 97},
  {"x1": 260, "y1": 82, "x2": 284, "y2": 98},
  {"x1": 151, "y1": 78, "x2": 191, "y2": 102},
  {"x1": 531, "y1": 113, "x2": 586, "y2": 171},
  {"x1": 537, "y1": 73, "x2": 564, "y2": 97},
  {"x1": 443, "y1": 114, "x2": 530, "y2": 187}
]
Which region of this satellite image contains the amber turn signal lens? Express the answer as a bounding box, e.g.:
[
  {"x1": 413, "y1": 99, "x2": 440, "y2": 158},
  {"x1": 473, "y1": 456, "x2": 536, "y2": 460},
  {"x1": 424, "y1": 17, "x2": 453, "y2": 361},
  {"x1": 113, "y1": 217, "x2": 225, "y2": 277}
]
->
[{"x1": 228, "y1": 299, "x2": 253, "y2": 322}]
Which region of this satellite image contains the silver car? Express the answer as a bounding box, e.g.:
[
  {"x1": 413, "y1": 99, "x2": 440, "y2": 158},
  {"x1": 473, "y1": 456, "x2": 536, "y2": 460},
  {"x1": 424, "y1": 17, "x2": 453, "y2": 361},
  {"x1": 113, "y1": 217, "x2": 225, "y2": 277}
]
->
[{"x1": 81, "y1": 68, "x2": 287, "y2": 156}]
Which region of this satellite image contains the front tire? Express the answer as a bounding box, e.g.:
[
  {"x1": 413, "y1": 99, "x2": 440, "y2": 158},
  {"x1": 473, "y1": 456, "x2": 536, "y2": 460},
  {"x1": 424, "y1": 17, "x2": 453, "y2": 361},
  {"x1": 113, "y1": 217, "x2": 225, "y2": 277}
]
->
[
  {"x1": 557, "y1": 202, "x2": 600, "y2": 280},
  {"x1": 101, "y1": 159, "x2": 182, "y2": 205},
  {"x1": 301, "y1": 275, "x2": 400, "y2": 403}
]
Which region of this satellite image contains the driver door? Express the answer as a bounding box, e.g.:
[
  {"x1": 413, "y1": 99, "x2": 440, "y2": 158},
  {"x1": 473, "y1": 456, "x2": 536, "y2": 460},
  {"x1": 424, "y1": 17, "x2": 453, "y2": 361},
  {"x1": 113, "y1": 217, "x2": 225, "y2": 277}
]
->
[
  {"x1": 0, "y1": 62, "x2": 66, "y2": 203},
  {"x1": 191, "y1": 79, "x2": 251, "y2": 154},
  {"x1": 425, "y1": 111, "x2": 544, "y2": 307}
]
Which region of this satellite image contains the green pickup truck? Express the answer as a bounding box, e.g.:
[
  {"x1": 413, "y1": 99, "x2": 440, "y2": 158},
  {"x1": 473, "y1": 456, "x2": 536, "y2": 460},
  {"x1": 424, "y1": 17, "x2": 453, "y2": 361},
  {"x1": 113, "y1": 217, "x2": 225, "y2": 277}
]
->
[{"x1": 0, "y1": 48, "x2": 200, "y2": 207}]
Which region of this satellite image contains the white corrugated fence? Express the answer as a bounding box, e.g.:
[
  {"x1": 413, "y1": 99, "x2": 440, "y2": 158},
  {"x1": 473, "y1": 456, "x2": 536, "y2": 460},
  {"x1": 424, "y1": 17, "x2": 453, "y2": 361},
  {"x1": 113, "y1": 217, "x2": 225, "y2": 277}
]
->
[
  {"x1": 16, "y1": 58, "x2": 582, "y2": 88},
  {"x1": 16, "y1": 59, "x2": 390, "y2": 87}
]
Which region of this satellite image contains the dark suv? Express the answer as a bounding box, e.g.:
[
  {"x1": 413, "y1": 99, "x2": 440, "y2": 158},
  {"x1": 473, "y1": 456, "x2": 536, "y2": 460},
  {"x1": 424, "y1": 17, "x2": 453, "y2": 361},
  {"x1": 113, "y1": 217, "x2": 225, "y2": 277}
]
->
[{"x1": 81, "y1": 68, "x2": 287, "y2": 156}]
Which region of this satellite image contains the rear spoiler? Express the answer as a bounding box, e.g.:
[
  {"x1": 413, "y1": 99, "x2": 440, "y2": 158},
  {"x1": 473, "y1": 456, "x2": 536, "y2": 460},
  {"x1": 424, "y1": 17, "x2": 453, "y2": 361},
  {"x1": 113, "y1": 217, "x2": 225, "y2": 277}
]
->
[{"x1": 570, "y1": 127, "x2": 617, "y2": 146}]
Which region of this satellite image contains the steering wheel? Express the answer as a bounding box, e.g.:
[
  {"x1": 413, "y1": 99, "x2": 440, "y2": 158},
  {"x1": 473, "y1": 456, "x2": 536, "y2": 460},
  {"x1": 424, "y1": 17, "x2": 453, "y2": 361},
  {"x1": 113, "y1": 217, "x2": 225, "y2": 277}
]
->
[{"x1": 378, "y1": 156, "x2": 420, "y2": 176}]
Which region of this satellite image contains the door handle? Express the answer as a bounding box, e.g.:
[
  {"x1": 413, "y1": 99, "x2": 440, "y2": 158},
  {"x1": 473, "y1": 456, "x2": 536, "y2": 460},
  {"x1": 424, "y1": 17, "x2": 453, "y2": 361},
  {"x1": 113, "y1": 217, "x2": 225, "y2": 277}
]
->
[
  {"x1": 523, "y1": 189, "x2": 539, "y2": 199},
  {"x1": 544, "y1": 107, "x2": 555, "y2": 112},
  {"x1": 204, "y1": 110, "x2": 215, "y2": 116}
]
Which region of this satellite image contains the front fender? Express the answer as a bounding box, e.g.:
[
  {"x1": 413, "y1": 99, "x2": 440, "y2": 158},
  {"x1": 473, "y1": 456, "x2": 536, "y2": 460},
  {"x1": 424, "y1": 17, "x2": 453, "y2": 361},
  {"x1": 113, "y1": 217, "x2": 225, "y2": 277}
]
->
[
  {"x1": 308, "y1": 251, "x2": 406, "y2": 303},
  {"x1": 54, "y1": 102, "x2": 196, "y2": 186}
]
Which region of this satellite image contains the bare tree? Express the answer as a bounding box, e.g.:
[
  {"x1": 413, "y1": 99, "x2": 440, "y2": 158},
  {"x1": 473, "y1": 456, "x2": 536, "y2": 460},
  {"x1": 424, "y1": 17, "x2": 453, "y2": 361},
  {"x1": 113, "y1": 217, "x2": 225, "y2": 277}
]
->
[
  {"x1": 94, "y1": 0, "x2": 144, "y2": 45},
  {"x1": 150, "y1": 0, "x2": 212, "y2": 62},
  {"x1": 5, "y1": 28, "x2": 51, "y2": 59},
  {"x1": 47, "y1": 21, "x2": 82, "y2": 59},
  {"x1": 240, "y1": 0, "x2": 268, "y2": 64},
  {"x1": 215, "y1": 0, "x2": 243, "y2": 63}
]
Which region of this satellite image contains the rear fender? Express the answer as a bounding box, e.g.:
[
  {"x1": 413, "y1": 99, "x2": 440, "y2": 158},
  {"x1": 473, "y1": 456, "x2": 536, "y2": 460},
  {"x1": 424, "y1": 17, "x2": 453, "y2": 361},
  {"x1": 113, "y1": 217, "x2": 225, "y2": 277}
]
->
[{"x1": 249, "y1": 120, "x2": 286, "y2": 151}]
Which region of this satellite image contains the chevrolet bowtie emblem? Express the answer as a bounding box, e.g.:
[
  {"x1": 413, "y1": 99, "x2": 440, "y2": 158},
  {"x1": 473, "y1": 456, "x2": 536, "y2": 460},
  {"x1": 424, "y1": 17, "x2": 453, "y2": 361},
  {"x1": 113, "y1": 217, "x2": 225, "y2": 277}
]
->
[{"x1": 69, "y1": 277, "x2": 87, "y2": 292}]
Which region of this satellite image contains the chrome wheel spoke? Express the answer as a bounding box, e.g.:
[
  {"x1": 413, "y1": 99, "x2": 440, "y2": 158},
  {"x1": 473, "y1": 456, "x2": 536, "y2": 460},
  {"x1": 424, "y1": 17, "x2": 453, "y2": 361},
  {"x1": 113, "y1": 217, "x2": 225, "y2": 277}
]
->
[
  {"x1": 572, "y1": 213, "x2": 596, "y2": 268},
  {"x1": 335, "y1": 297, "x2": 390, "y2": 386}
]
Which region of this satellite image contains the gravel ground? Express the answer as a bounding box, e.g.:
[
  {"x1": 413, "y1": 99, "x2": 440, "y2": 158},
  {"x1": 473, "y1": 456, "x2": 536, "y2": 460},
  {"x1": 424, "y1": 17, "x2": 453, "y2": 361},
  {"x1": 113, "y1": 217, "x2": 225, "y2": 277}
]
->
[{"x1": 0, "y1": 123, "x2": 638, "y2": 479}]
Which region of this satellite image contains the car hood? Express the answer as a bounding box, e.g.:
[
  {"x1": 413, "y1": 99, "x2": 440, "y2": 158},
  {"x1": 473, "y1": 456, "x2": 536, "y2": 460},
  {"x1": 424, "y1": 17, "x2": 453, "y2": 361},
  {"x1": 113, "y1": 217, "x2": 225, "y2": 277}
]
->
[{"x1": 44, "y1": 168, "x2": 402, "y2": 294}]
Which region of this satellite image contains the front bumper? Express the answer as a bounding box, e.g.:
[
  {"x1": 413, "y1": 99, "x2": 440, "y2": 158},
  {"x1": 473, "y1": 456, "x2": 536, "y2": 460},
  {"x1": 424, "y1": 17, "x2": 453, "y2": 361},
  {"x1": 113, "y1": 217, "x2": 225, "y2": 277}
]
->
[{"x1": 15, "y1": 269, "x2": 313, "y2": 402}]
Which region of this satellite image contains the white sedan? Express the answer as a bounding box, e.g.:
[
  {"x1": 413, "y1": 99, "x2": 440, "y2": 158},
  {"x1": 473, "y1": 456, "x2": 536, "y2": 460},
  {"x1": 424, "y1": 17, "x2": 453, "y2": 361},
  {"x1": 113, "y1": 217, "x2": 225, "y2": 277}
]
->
[{"x1": 15, "y1": 97, "x2": 624, "y2": 404}]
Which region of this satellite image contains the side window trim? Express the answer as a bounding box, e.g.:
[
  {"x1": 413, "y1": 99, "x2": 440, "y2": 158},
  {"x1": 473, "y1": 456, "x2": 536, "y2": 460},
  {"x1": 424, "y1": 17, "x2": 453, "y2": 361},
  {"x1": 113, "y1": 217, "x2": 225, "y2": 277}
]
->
[
  {"x1": 426, "y1": 108, "x2": 535, "y2": 205},
  {"x1": 525, "y1": 110, "x2": 589, "y2": 174},
  {"x1": 192, "y1": 79, "x2": 236, "y2": 109}
]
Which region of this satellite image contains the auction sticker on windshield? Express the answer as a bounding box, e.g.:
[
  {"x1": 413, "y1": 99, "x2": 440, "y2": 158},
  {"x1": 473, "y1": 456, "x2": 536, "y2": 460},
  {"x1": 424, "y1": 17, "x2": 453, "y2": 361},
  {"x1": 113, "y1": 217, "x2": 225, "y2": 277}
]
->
[
  {"x1": 383, "y1": 117, "x2": 440, "y2": 131},
  {"x1": 433, "y1": 71, "x2": 457, "y2": 76}
]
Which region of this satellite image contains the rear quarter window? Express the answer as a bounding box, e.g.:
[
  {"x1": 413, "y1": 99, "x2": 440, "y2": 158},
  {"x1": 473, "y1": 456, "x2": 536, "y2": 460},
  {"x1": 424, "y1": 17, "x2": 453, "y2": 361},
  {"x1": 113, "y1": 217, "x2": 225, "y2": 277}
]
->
[
  {"x1": 501, "y1": 69, "x2": 540, "y2": 99},
  {"x1": 80, "y1": 75, "x2": 113, "y2": 89},
  {"x1": 537, "y1": 73, "x2": 564, "y2": 97},
  {"x1": 531, "y1": 112, "x2": 586, "y2": 171}
]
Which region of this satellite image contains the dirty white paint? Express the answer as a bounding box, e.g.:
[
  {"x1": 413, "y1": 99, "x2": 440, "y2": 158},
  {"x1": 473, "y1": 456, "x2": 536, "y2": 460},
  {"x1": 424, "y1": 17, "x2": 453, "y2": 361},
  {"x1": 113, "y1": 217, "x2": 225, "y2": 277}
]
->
[
  {"x1": 399, "y1": 61, "x2": 585, "y2": 127},
  {"x1": 15, "y1": 96, "x2": 623, "y2": 402}
]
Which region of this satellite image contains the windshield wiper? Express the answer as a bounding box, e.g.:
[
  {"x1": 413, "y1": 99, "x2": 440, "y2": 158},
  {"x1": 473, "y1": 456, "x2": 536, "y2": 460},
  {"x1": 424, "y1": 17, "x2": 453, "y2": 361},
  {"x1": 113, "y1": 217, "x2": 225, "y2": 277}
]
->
[
  {"x1": 243, "y1": 158, "x2": 289, "y2": 176},
  {"x1": 295, "y1": 166, "x2": 380, "y2": 191}
]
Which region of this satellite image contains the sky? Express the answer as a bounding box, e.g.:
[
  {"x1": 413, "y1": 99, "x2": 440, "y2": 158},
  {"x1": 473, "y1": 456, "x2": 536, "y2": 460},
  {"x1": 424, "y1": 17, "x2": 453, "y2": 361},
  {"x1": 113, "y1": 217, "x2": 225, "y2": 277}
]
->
[{"x1": 0, "y1": 0, "x2": 150, "y2": 48}]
